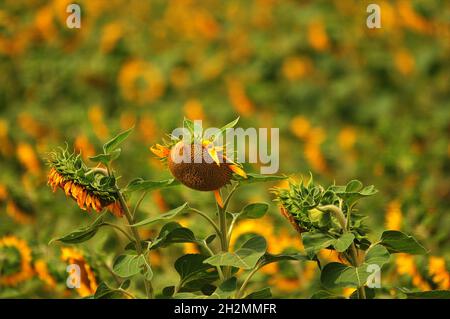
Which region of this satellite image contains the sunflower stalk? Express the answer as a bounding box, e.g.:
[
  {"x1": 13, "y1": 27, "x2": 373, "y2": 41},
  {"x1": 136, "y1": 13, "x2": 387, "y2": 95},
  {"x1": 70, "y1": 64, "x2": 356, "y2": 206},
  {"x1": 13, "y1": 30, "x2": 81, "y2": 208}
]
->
[
  {"x1": 107, "y1": 164, "x2": 155, "y2": 299},
  {"x1": 318, "y1": 204, "x2": 366, "y2": 299}
]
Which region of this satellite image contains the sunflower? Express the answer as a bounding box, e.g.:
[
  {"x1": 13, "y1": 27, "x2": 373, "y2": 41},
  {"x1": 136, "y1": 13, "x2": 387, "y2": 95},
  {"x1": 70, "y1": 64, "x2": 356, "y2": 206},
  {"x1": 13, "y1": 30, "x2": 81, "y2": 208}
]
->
[
  {"x1": 47, "y1": 148, "x2": 124, "y2": 217},
  {"x1": 34, "y1": 259, "x2": 56, "y2": 288},
  {"x1": 60, "y1": 247, "x2": 98, "y2": 297},
  {"x1": 150, "y1": 118, "x2": 247, "y2": 207},
  {"x1": 0, "y1": 236, "x2": 34, "y2": 286}
]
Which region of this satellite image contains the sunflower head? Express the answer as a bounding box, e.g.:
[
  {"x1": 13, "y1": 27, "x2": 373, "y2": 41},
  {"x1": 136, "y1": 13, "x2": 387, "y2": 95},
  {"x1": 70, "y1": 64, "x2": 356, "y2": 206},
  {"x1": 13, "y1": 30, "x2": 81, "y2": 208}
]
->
[
  {"x1": 150, "y1": 118, "x2": 247, "y2": 192},
  {"x1": 272, "y1": 177, "x2": 374, "y2": 248},
  {"x1": 47, "y1": 148, "x2": 124, "y2": 217}
]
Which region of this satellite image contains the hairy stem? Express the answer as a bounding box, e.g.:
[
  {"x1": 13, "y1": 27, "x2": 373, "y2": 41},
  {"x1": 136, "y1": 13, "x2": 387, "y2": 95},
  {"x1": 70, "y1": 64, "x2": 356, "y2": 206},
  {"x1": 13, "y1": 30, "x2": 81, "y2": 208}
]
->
[
  {"x1": 318, "y1": 204, "x2": 366, "y2": 299},
  {"x1": 107, "y1": 163, "x2": 154, "y2": 299},
  {"x1": 117, "y1": 190, "x2": 154, "y2": 299}
]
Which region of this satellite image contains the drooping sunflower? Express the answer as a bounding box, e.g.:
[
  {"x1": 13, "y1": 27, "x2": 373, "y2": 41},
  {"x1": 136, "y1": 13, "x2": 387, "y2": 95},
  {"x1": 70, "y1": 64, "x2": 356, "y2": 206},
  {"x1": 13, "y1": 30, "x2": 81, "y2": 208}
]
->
[
  {"x1": 60, "y1": 247, "x2": 98, "y2": 297},
  {"x1": 0, "y1": 236, "x2": 34, "y2": 286},
  {"x1": 47, "y1": 148, "x2": 124, "y2": 217},
  {"x1": 150, "y1": 118, "x2": 247, "y2": 206}
]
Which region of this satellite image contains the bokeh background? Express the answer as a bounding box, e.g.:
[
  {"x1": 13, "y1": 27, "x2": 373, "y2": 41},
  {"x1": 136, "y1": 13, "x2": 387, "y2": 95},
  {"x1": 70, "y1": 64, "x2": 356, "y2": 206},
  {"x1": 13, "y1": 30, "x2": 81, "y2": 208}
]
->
[{"x1": 0, "y1": 0, "x2": 449, "y2": 298}]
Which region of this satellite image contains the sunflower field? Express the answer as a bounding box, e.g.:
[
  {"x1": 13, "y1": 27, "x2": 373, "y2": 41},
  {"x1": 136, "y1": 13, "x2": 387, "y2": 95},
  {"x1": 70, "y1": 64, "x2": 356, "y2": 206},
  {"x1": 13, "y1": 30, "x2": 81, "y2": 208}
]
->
[{"x1": 0, "y1": 0, "x2": 449, "y2": 300}]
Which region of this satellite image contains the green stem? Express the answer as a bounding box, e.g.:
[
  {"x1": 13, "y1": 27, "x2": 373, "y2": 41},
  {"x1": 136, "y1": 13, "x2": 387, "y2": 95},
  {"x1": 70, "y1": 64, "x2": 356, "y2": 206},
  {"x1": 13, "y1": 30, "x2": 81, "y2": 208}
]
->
[
  {"x1": 117, "y1": 190, "x2": 154, "y2": 299},
  {"x1": 318, "y1": 204, "x2": 366, "y2": 299},
  {"x1": 132, "y1": 191, "x2": 148, "y2": 218},
  {"x1": 103, "y1": 222, "x2": 134, "y2": 242},
  {"x1": 107, "y1": 163, "x2": 154, "y2": 299},
  {"x1": 189, "y1": 207, "x2": 221, "y2": 236},
  {"x1": 200, "y1": 241, "x2": 224, "y2": 281},
  {"x1": 236, "y1": 267, "x2": 259, "y2": 299}
]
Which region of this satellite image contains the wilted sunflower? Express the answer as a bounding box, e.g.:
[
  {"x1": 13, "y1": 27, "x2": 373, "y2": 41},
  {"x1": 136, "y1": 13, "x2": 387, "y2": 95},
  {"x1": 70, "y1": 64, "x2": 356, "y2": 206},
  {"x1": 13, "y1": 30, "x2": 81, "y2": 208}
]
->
[
  {"x1": 150, "y1": 118, "x2": 247, "y2": 206},
  {"x1": 0, "y1": 236, "x2": 34, "y2": 286},
  {"x1": 47, "y1": 148, "x2": 124, "y2": 217},
  {"x1": 60, "y1": 247, "x2": 98, "y2": 297}
]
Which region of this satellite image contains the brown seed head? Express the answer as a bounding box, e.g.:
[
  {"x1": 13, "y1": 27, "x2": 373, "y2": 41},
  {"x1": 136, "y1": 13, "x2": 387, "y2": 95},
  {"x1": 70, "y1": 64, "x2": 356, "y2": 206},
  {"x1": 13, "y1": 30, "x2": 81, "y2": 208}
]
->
[{"x1": 168, "y1": 141, "x2": 233, "y2": 191}]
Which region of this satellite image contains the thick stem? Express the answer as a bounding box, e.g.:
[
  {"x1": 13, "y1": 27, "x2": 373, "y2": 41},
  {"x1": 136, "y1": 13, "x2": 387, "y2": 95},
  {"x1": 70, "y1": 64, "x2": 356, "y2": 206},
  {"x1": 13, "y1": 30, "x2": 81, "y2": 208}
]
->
[{"x1": 117, "y1": 190, "x2": 154, "y2": 299}]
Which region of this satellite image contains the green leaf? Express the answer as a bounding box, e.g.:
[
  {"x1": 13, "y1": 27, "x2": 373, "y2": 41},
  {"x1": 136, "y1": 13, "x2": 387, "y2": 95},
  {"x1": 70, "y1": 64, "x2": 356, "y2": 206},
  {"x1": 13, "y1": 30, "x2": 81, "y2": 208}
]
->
[
  {"x1": 380, "y1": 231, "x2": 427, "y2": 254},
  {"x1": 257, "y1": 253, "x2": 307, "y2": 268},
  {"x1": 301, "y1": 233, "x2": 335, "y2": 258},
  {"x1": 210, "y1": 277, "x2": 237, "y2": 299},
  {"x1": 349, "y1": 287, "x2": 376, "y2": 299},
  {"x1": 49, "y1": 214, "x2": 105, "y2": 244},
  {"x1": 364, "y1": 244, "x2": 390, "y2": 266},
  {"x1": 310, "y1": 290, "x2": 345, "y2": 299},
  {"x1": 204, "y1": 235, "x2": 267, "y2": 269},
  {"x1": 94, "y1": 282, "x2": 128, "y2": 299},
  {"x1": 175, "y1": 254, "x2": 217, "y2": 289},
  {"x1": 132, "y1": 203, "x2": 188, "y2": 227},
  {"x1": 150, "y1": 222, "x2": 197, "y2": 249},
  {"x1": 331, "y1": 180, "x2": 378, "y2": 206},
  {"x1": 103, "y1": 127, "x2": 134, "y2": 154},
  {"x1": 162, "y1": 286, "x2": 175, "y2": 297},
  {"x1": 125, "y1": 178, "x2": 180, "y2": 193},
  {"x1": 89, "y1": 153, "x2": 116, "y2": 165},
  {"x1": 321, "y1": 262, "x2": 370, "y2": 289},
  {"x1": 211, "y1": 117, "x2": 240, "y2": 141},
  {"x1": 238, "y1": 203, "x2": 269, "y2": 219},
  {"x1": 183, "y1": 118, "x2": 195, "y2": 135},
  {"x1": 345, "y1": 180, "x2": 363, "y2": 192},
  {"x1": 234, "y1": 173, "x2": 286, "y2": 184},
  {"x1": 244, "y1": 288, "x2": 272, "y2": 299},
  {"x1": 333, "y1": 233, "x2": 355, "y2": 252},
  {"x1": 113, "y1": 252, "x2": 148, "y2": 278},
  {"x1": 401, "y1": 290, "x2": 450, "y2": 299}
]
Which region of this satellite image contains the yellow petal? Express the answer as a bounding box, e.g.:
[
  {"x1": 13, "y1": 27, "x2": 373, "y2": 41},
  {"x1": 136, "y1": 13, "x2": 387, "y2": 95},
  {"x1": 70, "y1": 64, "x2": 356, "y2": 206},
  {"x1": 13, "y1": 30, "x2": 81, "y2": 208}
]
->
[
  {"x1": 214, "y1": 190, "x2": 224, "y2": 208},
  {"x1": 229, "y1": 164, "x2": 247, "y2": 178},
  {"x1": 207, "y1": 147, "x2": 221, "y2": 166},
  {"x1": 150, "y1": 144, "x2": 170, "y2": 158}
]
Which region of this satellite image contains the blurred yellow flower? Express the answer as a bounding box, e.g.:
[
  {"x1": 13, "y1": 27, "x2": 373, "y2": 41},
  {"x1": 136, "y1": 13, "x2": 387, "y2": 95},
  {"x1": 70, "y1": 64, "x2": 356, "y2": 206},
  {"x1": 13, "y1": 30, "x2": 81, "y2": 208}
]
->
[
  {"x1": 282, "y1": 56, "x2": 313, "y2": 81},
  {"x1": 395, "y1": 50, "x2": 415, "y2": 76},
  {"x1": 0, "y1": 236, "x2": 34, "y2": 286},
  {"x1": 338, "y1": 127, "x2": 357, "y2": 151},
  {"x1": 429, "y1": 256, "x2": 450, "y2": 290},
  {"x1": 183, "y1": 99, "x2": 205, "y2": 120},
  {"x1": 16, "y1": 143, "x2": 41, "y2": 175},
  {"x1": 118, "y1": 60, "x2": 165, "y2": 105},
  {"x1": 74, "y1": 134, "x2": 96, "y2": 160},
  {"x1": 34, "y1": 259, "x2": 57, "y2": 288},
  {"x1": 88, "y1": 105, "x2": 109, "y2": 140},
  {"x1": 308, "y1": 21, "x2": 329, "y2": 51},
  {"x1": 290, "y1": 116, "x2": 311, "y2": 140},
  {"x1": 100, "y1": 22, "x2": 123, "y2": 53},
  {"x1": 61, "y1": 247, "x2": 98, "y2": 297},
  {"x1": 385, "y1": 200, "x2": 402, "y2": 231},
  {"x1": 183, "y1": 243, "x2": 200, "y2": 255},
  {"x1": 395, "y1": 253, "x2": 431, "y2": 291},
  {"x1": 18, "y1": 113, "x2": 48, "y2": 139},
  {"x1": 227, "y1": 78, "x2": 255, "y2": 117},
  {"x1": 6, "y1": 200, "x2": 35, "y2": 225}
]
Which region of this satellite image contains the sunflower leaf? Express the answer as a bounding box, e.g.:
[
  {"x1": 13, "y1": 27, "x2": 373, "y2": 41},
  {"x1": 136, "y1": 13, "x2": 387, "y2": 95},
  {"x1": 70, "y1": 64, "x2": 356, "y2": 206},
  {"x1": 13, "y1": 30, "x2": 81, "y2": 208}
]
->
[{"x1": 103, "y1": 127, "x2": 134, "y2": 154}]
